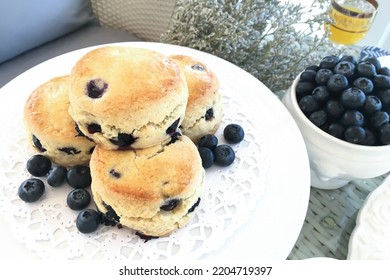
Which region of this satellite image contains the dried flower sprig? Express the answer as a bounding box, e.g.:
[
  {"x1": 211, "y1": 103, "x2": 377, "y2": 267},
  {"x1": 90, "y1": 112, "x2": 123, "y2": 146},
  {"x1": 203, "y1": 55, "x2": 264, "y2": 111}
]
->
[{"x1": 161, "y1": 0, "x2": 345, "y2": 94}]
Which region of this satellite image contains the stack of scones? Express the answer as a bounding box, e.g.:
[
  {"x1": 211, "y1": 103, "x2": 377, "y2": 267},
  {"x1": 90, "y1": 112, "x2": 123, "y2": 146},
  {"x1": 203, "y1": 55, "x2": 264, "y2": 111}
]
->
[{"x1": 23, "y1": 46, "x2": 222, "y2": 237}]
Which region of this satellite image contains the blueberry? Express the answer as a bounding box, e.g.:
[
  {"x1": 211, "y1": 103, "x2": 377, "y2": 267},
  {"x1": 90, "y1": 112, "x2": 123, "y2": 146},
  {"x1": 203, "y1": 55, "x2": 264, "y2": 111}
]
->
[
  {"x1": 379, "y1": 123, "x2": 390, "y2": 145},
  {"x1": 356, "y1": 62, "x2": 377, "y2": 78},
  {"x1": 101, "y1": 202, "x2": 121, "y2": 226},
  {"x1": 361, "y1": 128, "x2": 377, "y2": 146},
  {"x1": 333, "y1": 61, "x2": 355, "y2": 79},
  {"x1": 378, "y1": 67, "x2": 390, "y2": 77},
  {"x1": 166, "y1": 118, "x2": 180, "y2": 136},
  {"x1": 377, "y1": 89, "x2": 390, "y2": 110},
  {"x1": 325, "y1": 99, "x2": 344, "y2": 119},
  {"x1": 198, "y1": 134, "x2": 218, "y2": 150},
  {"x1": 341, "y1": 87, "x2": 366, "y2": 109},
  {"x1": 319, "y1": 55, "x2": 339, "y2": 70},
  {"x1": 58, "y1": 147, "x2": 81, "y2": 155},
  {"x1": 198, "y1": 147, "x2": 215, "y2": 169},
  {"x1": 309, "y1": 110, "x2": 328, "y2": 127},
  {"x1": 191, "y1": 64, "x2": 205, "y2": 71},
  {"x1": 296, "y1": 82, "x2": 316, "y2": 100},
  {"x1": 362, "y1": 95, "x2": 382, "y2": 115},
  {"x1": 187, "y1": 197, "x2": 201, "y2": 213},
  {"x1": 362, "y1": 57, "x2": 381, "y2": 70},
  {"x1": 109, "y1": 133, "x2": 137, "y2": 149},
  {"x1": 327, "y1": 123, "x2": 345, "y2": 139},
  {"x1": 76, "y1": 209, "x2": 101, "y2": 233},
  {"x1": 18, "y1": 178, "x2": 45, "y2": 202},
  {"x1": 300, "y1": 70, "x2": 317, "y2": 82},
  {"x1": 205, "y1": 108, "x2": 214, "y2": 121},
  {"x1": 352, "y1": 77, "x2": 374, "y2": 94},
  {"x1": 32, "y1": 135, "x2": 46, "y2": 152},
  {"x1": 370, "y1": 111, "x2": 389, "y2": 128},
  {"x1": 66, "y1": 165, "x2": 92, "y2": 189},
  {"x1": 26, "y1": 155, "x2": 52, "y2": 177},
  {"x1": 214, "y1": 145, "x2": 235, "y2": 167},
  {"x1": 315, "y1": 68, "x2": 333, "y2": 85},
  {"x1": 160, "y1": 198, "x2": 180, "y2": 211},
  {"x1": 86, "y1": 79, "x2": 107, "y2": 98},
  {"x1": 109, "y1": 169, "x2": 121, "y2": 178},
  {"x1": 373, "y1": 75, "x2": 390, "y2": 90},
  {"x1": 344, "y1": 126, "x2": 366, "y2": 144},
  {"x1": 306, "y1": 65, "x2": 319, "y2": 72},
  {"x1": 87, "y1": 123, "x2": 102, "y2": 134},
  {"x1": 299, "y1": 95, "x2": 319, "y2": 115},
  {"x1": 47, "y1": 166, "x2": 67, "y2": 187},
  {"x1": 223, "y1": 124, "x2": 245, "y2": 143},
  {"x1": 339, "y1": 55, "x2": 357, "y2": 65},
  {"x1": 340, "y1": 110, "x2": 364, "y2": 127},
  {"x1": 311, "y1": 86, "x2": 329, "y2": 103},
  {"x1": 327, "y1": 74, "x2": 349, "y2": 92},
  {"x1": 67, "y1": 189, "x2": 91, "y2": 210}
]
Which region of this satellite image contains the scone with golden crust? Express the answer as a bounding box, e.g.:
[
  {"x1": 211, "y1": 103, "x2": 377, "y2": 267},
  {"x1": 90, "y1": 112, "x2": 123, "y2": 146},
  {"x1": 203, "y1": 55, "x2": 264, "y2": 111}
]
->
[
  {"x1": 90, "y1": 135, "x2": 205, "y2": 237},
  {"x1": 23, "y1": 76, "x2": 96, "y2": 167},
  {"x1": 169, "y1": 55, "x2": 222, "y2": 143},
  {"x1": 69, "y1": 46, "x2": 189, "y2": 150}
]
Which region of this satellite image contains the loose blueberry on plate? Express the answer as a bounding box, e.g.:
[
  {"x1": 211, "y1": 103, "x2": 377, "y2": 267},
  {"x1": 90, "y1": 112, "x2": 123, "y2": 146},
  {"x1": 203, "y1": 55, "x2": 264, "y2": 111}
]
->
[
  {"x1": 198, "y1": 147, "x2": 215, "y2": 169},
  {"x1": 214, "y1": 145, "x2": 235, "y2": 167},
  {"x1": 223, "y1": 124, "x2": 245, "y2": 143},
  {"x1": 47, "y1": 166, "x2": 67, "y2": 187},
  {"x1": 67, "y1": 189, "x2": 91, "y2": 210},
  {"x1": 76, "y1": 209, "x2": 101, "y2": 233},
  {"x1": 18, "y1": 178, "x2": 45, "y2": 202},
  {"x1": 66, "y1": 165, "x2": 92, "y2": 189},
  {"x1": 198, "y1": 134, "x2": 218, "y2": 150},
  {"x1": 26, "y1": 154, "x2": 52, "y2": 177}
]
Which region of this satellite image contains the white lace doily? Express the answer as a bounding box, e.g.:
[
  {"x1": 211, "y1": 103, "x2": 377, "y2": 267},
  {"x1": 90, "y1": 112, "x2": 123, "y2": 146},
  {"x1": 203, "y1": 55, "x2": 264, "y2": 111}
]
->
[{"x1": 0, "y1": 87, "x2": 269, "y2": 260}]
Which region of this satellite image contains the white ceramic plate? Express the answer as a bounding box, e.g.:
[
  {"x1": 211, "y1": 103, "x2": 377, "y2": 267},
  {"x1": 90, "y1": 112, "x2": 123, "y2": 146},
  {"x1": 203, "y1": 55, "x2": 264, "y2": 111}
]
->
[
  {"x1": 347, "y1": 56, "x2": 390, "y2": 260},
  {"x1": 348, "y1": 174, "x2": 390, "y2": 259},
  {"x1": 0, "y1": 42, "x2": 310, "y2": 260}
]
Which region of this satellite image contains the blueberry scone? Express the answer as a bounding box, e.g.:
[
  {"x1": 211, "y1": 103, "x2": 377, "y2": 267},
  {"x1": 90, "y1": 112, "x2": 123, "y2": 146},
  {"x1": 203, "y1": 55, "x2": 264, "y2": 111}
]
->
[
  {"x1": 169, "y1": 55, "x2": 222, "y2": 143},
  {"x1": 69, "y1": 46, "x2": 189, "y2": 150},
  {"x1": 23, "y1": 75, "x2": 96, "y2": 167},
  {"x1": 90, "y1": 135, "x2": 205, "y2": 237}
]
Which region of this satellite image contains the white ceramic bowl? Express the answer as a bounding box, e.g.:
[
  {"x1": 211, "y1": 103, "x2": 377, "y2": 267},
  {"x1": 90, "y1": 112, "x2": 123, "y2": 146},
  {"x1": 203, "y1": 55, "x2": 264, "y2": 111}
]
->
[{"x1": 282, "y1": 74, "x2": 390, "y2": 190}]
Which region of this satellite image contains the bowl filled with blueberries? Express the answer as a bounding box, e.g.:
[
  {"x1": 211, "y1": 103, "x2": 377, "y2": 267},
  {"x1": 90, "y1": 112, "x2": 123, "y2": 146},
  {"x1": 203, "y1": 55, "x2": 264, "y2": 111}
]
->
[{"x1": 282, "y1": 54, "x2": 390, "y2": 189}]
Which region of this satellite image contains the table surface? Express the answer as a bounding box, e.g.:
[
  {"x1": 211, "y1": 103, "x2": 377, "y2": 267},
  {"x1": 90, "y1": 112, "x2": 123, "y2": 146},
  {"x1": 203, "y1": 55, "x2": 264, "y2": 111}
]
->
[{"x1": 287, "y1": 174, "x2": 387, "y2": 259}]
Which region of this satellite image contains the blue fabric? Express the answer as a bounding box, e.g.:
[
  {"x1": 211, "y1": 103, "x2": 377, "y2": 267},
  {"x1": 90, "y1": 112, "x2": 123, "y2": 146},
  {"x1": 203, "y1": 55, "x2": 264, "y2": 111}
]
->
[
  {"x1": 360, "y1": 46, "x2": 390, "y2": 60},
  {"x1": 0, "y1": 0, "x2": 95, "y2": 63}
]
